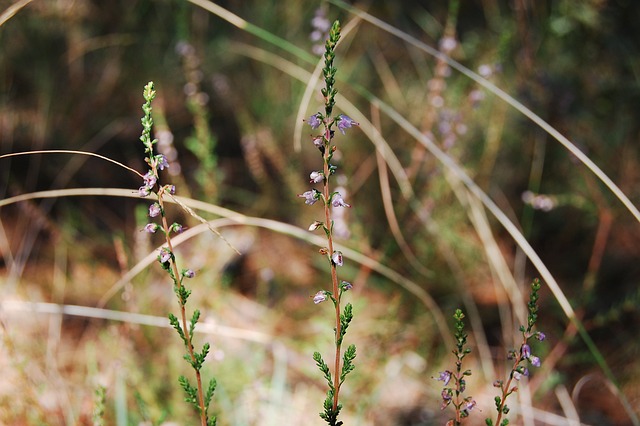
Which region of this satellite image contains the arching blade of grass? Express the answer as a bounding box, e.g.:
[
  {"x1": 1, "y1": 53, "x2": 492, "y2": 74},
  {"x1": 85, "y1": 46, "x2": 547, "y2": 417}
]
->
[
  {"x1": 1, "y1": 299, "x2": 272, "y2": 343},
  {"x1": 0, "y1": 187, "x2": 452, "y2": 344},
  {"x1": 0, "y1": 0, "x2": 33, "y2": 28}
]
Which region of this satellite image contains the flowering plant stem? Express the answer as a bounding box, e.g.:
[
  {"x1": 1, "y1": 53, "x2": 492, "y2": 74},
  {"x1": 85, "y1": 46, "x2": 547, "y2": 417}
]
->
[
  {"x1": 303, "y1": 20, "x2": 358, "y2": 426},
  {"x1": 435, "y1": 310, "x2": 476, "y2": 425},
  {"x1": 488, "y1": 279, "x2": 545, "y2": 426},
  {"x1": 139, "y1": 82, "x2": 216, "y2": 426}
]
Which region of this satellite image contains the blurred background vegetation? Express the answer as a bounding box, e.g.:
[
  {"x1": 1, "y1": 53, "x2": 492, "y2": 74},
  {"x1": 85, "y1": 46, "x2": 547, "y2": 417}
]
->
[{"x1": 1, "y1": 0, "x2": 639, "y2": 425}]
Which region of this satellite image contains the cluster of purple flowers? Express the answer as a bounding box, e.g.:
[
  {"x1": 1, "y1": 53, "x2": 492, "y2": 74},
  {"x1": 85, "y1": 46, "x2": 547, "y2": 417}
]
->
[
  {"x1": 138, "y1": 126, "x2": 193, "y2": 276},
  {"x1": 298, "y1": 111, "x2": 358, "y2": 304}
]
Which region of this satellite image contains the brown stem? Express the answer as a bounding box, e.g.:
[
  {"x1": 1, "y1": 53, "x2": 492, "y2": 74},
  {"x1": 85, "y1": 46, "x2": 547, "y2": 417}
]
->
[
  {"x1": 323, "y1": 127, "x2": 342, "y2": 413},
  {"x1": 494, "y1": 339, "x2": 526, "y2": 426},
  {"x1": 158, "y1": 189, "x2": 208, "y2": 426}
]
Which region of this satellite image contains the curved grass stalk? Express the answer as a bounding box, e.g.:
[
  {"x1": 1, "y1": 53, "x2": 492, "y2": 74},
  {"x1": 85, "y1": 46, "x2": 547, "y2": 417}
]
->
[
  {"x1": 1, "y1": 299, "x2": 272, "y2": 343},
  {"x1": 0, "y1": 187, "x2": 452, "y2": 344},
  {"x1": 0, "y1": 0, "x2": 33, "y2": 28},
  {"x1": 0, "y1": 150, "x2": 144, "y2": 178}
]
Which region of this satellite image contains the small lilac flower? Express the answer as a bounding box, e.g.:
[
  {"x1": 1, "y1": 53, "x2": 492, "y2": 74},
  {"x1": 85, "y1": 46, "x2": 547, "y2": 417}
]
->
[
  {"x1": 138, "y1": 185, "x2": 151, "y2": 197},
  {"x1": 440, "y1": 389, "x2": 452, "y2": 410},
  {"x1": 159, "y1": 248, "x2": 171, "y2": 263},
  {"x1": 154, "y1": 154, "x2": 169, "y2": 170},
  {"x1": 521, "y1": 344, "x2": 531, "y2": 359},
  {"x1": 313, "y1": 291, "x2": 327, "y2": 304},
  {"x1": 441, "y1": 388, "x2": 452, "y2": 401},
  {"x1": 183, "y1": 269, "x2": 196, "y2": 278},
  {"x1": 536, "y1": 331, "x2": 546, "y2": 341},
  {"x1": 530, "y1": 355, "x2": 541, "y2": 367},
  {"x1": 298, "y1": 189, "x2": 320, "y2": 205},
  {"x1": 312, "y1": 136, "x2": 324, "y2": 150},
  {"x1": 331, "y1": 251, "x2": 343, "y2": 266},
  {"x1": 143, "y1": 170, "x2": 157, "y2": 188},
  {"x1": 310, "y1": 171, "x2": 324, "y2": 184},
  {"x1": 461, "y1": 399, "x2": 477, "y2": 415},
  {"x1": 149, "y1": 203, "x2": 161, "y2": 218},
  {"x1": 144, "y1": 223, "x2": 158, "y2": 233},
  {"x1": 165, "y1": 184, "x2": 176, "y2": 195},
  {"x1": 435, "y1": 370, "x2": 452, "y2": 386},
  {"x1": 513, "y1": 367, "x2": 529, "y2": 381},
  {"x1": 307, "y1": 113, "x2": 322, "y2": 129},
  {"x1": 341, "y1": 281, "x2": 353, "y2": 291},
  {"x1": 170, "y1": 223, "x2": 184, "y2": 233},
  {"x1": 309, "y1": 221, "x2": 323, "y2": 231},
  {"x1": 336, "y1": 114, "x2": 358, "y2": 135},
  {"x1": 331, "y1": 193, "x2": 350, "y2": 208}
]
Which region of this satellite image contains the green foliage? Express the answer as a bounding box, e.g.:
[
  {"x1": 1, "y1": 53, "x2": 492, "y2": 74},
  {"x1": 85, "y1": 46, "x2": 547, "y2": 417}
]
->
[
  {"x1": 313, "y1": 352, "x2": 334, "y2": 391},
  {"x1": 320, "y1": 390, "x2": 343, "y2": 426},
  {"x1": 337, "y1": 303, "x2": 353, "y2": 345},
  {"x1": 340, "y1": 344, "x2": 357, "y2": 385},
  {"x1": 92, "y1": 385, "x2": 106, "y2": 426},
  {"x1": 178, "y1": 375, "x2": 200, "y2": 407},
  {"x1": 169, "y1": 313, "x2": 186, "y2": 345}
]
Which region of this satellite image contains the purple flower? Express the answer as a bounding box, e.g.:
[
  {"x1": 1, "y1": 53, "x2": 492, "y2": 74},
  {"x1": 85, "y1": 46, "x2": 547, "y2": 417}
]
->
[
  {"x1": 435, "y1": 370, "x2": 452, "y2": 386},
  {"x1": 331, "y1": 251, "x2": 343, "y2": 266},
  {"x1": 312, "y1": 136, "x2": 324, "y2": 150},
  {"x1": 440, "y1": 389, "x2": 453, "y2": 410},
  {"x1": 170, "y1": 223, "x2": 184, "y2": 233},
  {"x1": 159, "y1": 247, "x2": 172, "y2": 263},
  {"x1": 166, "y1": 184, "x2": 176, "y2": 195},
  {"x1": 336, "y1": 114, "x2": 358, "y2": 135},
  {"x1": 183, "y1": 269, "x2": 196, "y2": 278},
  {"x1": 298, "y1": 189, "x2": 320, "y2": 205},
  {"x1": 156, "y1": 155, "x2": 169, "y2": 170},
  {"x1": 149, "y1": 203, "x2": 161, "y2": 218},
  {"x1": 307, "y1": 113, "x2": 322, "y2": 129},
  {"x1": 310, "y1": 171, "x2": 324, "y2": 184},
  {"x1": 513, "y1": 367, "x2": 529, "y2": 381},
  {"x1": 462, "y1": 399, "x2": 477, "y2": 415},
  {"x1": 313, "y1": 291, "x2": 327, "y2": 304},
  {"x1": 331, "y1": 193, "x2": 350, "y2": 208},
  {"x1": 143, "y1": 171, "x2": 157, "y2": 188},
  {"x1": 138, "y1": 185, "x2": 151, "y2": 197},
  {"x1": 521, "y1": 344, "x2": 531, "y2": 359},
  {"x1": 341, "y1": 281, "x2": 353, "y2": 291},
  {"x1": 536, "y1": 331, "x2": 546, "y2": 341},
  {"x1": 144, "y1": 223, "x2": 158, "y2": 233},
  {"x1": 530, "y1": 355, "x2": 541, "y2": 367}
]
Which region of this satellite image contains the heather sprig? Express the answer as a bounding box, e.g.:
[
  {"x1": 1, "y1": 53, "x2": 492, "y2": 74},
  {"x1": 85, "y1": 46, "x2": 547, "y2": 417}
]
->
[
  {"x1": 486, "y1": 279, "x2": 545, "y2": 426},
  {"x1": 434, "y1": 309, "x2": 476, "y2": 425},
  {"x1": 139, "y1": 82, "x2": 217, "y2": 426},
  {"x1": 92, "y1": 385, "x2": 106, "y2": 426},
  {"x1": 301, "y1": 20, "x2": 359, "y2": 426}
]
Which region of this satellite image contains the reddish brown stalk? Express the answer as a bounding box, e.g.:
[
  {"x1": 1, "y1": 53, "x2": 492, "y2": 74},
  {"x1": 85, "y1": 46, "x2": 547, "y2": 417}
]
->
[
  {"x1": 323, "y1": 126, "x2": 342, "y2": 413},
  {"x1": 157, "y1": 188, "x2": 208, "y2": 426},
  {"x1": 494, "y1": 340, "x2": 525, "y2": 426}
]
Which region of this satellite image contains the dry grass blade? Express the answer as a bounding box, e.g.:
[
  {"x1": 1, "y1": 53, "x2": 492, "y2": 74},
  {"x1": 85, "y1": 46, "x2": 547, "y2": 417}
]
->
[
  {"x1": 0, "y1": 0, "x2": 32, "y2": 28},
  {"x1": 1, "y1": 300, "x2": 272, "y2": 343},
  {"x1": 0, "y1": 187, "x2": 452, "y2": 343},
  {"x1": 0, "y1": 150, "x2": 143, "y2": 178}
]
